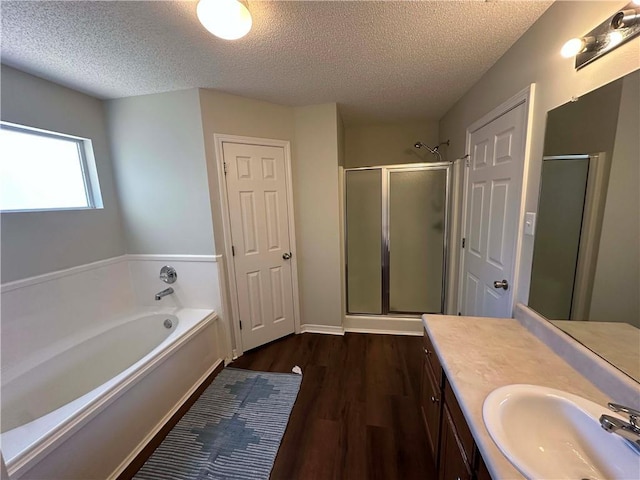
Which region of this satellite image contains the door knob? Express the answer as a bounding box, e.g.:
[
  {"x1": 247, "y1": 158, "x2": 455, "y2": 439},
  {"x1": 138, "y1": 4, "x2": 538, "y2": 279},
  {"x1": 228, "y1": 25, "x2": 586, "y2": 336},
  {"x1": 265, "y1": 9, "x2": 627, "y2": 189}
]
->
[
  {"x1": 493, "y1": 279, "x2": 509, "y2": 290},
  {"x1": 282, "y1": 252, "x2": 292, "y2": 260}
]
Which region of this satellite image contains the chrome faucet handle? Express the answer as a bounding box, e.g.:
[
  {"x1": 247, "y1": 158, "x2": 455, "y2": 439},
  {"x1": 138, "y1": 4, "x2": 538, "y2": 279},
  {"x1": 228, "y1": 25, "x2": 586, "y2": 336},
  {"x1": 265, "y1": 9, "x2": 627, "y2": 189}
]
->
[{"x1": 608, "y1": 403, "x2": 640, "y2": 430}]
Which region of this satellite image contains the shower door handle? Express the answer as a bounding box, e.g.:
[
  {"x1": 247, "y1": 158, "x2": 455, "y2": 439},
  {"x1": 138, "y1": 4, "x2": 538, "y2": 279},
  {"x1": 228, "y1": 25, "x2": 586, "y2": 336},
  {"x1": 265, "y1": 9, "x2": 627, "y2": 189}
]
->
[
  {"x1": 493, "y1": 279, "x2": 509, "y2": 290},
  {"x1": 282, "y1": 252, "x2": 292, "y2": 260}
]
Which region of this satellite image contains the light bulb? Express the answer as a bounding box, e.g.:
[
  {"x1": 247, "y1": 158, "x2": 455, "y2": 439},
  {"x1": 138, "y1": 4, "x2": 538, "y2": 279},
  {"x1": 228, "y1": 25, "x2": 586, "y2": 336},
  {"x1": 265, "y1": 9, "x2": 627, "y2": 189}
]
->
[
  {"x1": 608, "y1": 31, "x2": 624, "y2": 47},
  {"x1": 561, "y1": 38, "x2": 585, "y2": 58},
  {"x1": 197, "y1": 0, "x2": 252, "y2": 40}
]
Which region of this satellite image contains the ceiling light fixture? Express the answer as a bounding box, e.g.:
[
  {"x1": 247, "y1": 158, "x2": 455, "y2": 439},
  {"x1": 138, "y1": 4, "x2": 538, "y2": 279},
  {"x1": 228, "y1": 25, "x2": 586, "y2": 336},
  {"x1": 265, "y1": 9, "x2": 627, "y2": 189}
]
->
[
  {"x1": 197, "y1": 0, "x2": 252, "y2": 40},
  {"x1": 561, "y1": 1, "x2": 640, "y2": 69}
]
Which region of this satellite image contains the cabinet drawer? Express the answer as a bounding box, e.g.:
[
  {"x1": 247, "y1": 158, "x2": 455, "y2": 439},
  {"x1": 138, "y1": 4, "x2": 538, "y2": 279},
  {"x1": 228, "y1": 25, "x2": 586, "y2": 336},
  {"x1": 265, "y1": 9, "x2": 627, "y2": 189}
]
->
[
  {"x1": 443, "y1": 379, "x2": 474, "y2": 465},
  {"x1": 421, "y1": 357, "x2": 442, "y2": 461},
  {"x1": 423, "y1": 329, "x2": 443, "y2": 387}
]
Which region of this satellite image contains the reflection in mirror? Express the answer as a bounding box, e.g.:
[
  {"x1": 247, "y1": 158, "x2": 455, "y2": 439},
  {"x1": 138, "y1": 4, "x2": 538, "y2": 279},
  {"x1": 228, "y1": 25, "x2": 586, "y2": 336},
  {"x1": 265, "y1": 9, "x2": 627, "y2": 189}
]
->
[{"x1": 529, "y1": 69, "x2": 639, "y2": 382}]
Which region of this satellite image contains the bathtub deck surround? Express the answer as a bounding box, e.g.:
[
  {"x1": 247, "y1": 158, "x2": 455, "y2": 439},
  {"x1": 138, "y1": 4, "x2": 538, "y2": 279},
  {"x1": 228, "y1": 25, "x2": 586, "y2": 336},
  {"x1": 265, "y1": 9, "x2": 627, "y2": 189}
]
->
[
  {"x1": 0, "y1": 254, "x2": 227, "y2": 479},
  {"x1": 421, "y1": 314, "x2": 615, "y2": 479}
]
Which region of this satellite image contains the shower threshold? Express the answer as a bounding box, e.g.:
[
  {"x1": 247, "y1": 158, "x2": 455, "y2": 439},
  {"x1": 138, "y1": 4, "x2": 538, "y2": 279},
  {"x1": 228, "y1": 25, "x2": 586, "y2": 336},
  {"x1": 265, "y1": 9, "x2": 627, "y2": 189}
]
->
[{"x1": 344, "y1": 314, "x2": 425, "y2": 336}]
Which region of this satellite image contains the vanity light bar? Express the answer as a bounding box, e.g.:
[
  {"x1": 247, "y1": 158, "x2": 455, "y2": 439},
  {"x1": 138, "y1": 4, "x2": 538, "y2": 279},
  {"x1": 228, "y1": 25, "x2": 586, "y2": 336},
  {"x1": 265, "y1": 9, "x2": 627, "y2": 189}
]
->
[{"x1": 563, "y1": 1, "x2": 640, "y2": 70}]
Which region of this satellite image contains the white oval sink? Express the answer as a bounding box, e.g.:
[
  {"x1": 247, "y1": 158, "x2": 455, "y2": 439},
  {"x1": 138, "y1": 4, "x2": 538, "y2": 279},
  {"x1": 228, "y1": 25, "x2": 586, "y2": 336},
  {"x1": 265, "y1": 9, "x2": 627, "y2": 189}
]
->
[{"x1": 483, "y1": 384, "x2": 640, "y2": 480}]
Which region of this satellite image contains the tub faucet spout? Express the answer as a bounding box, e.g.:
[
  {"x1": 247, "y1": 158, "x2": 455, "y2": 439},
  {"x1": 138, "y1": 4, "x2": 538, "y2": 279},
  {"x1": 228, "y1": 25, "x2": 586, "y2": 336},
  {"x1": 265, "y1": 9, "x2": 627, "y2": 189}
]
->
[{"x1": 155, "y1": 287, "x2": 174, "y2": 301}]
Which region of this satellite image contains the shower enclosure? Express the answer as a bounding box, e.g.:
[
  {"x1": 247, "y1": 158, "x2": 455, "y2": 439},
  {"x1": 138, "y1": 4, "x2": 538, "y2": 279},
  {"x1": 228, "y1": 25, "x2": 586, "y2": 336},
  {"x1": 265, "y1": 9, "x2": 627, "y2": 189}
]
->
[{"x1": 345, "y1": 163, "x2": 450, "y2": 316}]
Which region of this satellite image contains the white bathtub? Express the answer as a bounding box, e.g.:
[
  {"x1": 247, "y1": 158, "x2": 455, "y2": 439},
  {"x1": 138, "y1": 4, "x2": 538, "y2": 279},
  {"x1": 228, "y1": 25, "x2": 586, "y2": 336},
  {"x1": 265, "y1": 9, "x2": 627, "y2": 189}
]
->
[{"x1": 1, "y1": 307, "x2": 221, "y2": 479}]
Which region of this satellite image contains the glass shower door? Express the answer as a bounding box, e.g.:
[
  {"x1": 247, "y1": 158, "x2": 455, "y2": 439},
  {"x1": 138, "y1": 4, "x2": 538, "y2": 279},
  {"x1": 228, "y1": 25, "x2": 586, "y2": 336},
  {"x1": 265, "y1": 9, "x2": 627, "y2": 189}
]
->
[
  {"x1": 345, "y1": 169, "x2": 382, "y2": 314},
  {"x1": 345, "y1": 165, "x2": 449, "y2": 316},
  {"x1": 388, "y1": 168, "x2": 447, "y2": 314}
]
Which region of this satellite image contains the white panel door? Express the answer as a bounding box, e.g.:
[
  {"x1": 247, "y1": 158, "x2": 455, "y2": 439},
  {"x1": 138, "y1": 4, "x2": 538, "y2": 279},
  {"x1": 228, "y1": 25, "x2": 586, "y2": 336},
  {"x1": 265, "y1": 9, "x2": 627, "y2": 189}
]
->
[
  {"x1": 461, "y1": 103, "x2": 526, "y2": 317},
  {"x1": 223, "y1": 142, "x2": 295, "y2": 350}
]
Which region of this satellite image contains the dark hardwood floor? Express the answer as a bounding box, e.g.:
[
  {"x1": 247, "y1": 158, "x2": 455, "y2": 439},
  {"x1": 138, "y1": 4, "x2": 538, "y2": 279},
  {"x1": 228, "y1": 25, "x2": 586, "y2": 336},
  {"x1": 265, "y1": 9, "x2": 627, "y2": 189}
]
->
[{"x1": 230, "y1": 333, "x2": 436, "y2": 480}]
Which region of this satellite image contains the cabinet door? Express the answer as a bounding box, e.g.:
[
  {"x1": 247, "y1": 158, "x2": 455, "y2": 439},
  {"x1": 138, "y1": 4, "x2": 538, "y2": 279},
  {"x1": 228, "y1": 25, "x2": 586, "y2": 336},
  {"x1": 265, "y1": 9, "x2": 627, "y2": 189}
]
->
[
  {"x1": 421, "y1": 358, "x2": 442, "y2": 461},
  {"x1": 439, "y1": 406, "x2": 472, "y2": 480},
  {"x1": 444, "y1": 380, "x2": 474, "y2": 463}
]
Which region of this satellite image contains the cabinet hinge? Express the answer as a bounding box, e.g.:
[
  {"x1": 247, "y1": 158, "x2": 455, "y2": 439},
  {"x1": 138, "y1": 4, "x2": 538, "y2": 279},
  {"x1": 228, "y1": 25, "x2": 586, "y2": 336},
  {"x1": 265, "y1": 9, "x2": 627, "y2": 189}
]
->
[
  {"x1": 239, "y1": 320, "x2": 243, "y2": 330},
  {"x1": 223, "y1": 162, "x2": 228, "y2": 175},
  {"x1": 462, "y1": 237, "x2": 466, "y2": 249},
  {"x1": 232, "y1": 245, "x2": 235, "y2": 256}
]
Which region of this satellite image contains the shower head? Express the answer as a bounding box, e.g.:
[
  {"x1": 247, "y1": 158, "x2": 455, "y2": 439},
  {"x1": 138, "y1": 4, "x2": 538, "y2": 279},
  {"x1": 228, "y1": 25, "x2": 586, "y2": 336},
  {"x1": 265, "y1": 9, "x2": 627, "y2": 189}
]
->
[
  {"x1": 414, "y1": 140, "x2": 450, "y2": 152},
  {"x1": 413, "y1": 140, "x2": 450, "y2": 163},
  {"x1": 414, "y1": 141, "x2": 435, "y2": 152}
]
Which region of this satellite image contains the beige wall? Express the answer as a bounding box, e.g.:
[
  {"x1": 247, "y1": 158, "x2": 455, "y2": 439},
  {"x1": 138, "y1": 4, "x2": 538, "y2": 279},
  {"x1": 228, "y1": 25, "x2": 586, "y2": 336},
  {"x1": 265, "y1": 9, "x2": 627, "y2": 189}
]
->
[
  {"x1": 198, "y1": 90, "x2": 296, "y2": 348},
  {"x1": 590, "y1": 72, "x2": 640, "y2": 326},
  {"x1": 198, "y1": 91, "x2": 343, "y2": 331},
  {"x1": 439, "y1": 0, "x2": 640, "y2": 310},
  {"x1": 106, "y1": 89, "x2": 215, "y2": 254},
  {"x1": 293, "y1": 104, "x2": 343, "y2": 327},
  {"x1": 344, "y1": 121, "x2": 439, "y2": 168},
  {"x1": 198, "y1": 89, "x2": 295, "y2": 256},
  {"x1": 0, "y1": 66, "x2": 126, "y2": 282}
]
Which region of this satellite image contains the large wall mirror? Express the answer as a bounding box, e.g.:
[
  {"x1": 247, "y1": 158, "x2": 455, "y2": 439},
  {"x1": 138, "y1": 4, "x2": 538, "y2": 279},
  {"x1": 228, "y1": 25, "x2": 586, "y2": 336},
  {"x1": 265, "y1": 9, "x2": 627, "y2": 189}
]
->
[{"x1": 529, "y1": 69, "x2": 639, "y2": 383}]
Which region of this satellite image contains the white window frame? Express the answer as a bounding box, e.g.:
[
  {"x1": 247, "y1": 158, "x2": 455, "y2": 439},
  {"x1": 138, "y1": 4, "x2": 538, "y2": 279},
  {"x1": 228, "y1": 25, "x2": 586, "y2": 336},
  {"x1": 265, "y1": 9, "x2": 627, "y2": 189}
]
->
[{"x1": 0, "y1": 121, "x2": 104, "y2": 213}]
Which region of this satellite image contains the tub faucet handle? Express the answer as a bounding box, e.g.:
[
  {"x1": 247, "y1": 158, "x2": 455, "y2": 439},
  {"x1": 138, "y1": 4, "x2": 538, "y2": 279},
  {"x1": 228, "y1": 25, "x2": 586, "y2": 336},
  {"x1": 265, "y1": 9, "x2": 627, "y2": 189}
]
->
[{"x1": 160, "y1": 266, "x2": 177, "y2": 284}]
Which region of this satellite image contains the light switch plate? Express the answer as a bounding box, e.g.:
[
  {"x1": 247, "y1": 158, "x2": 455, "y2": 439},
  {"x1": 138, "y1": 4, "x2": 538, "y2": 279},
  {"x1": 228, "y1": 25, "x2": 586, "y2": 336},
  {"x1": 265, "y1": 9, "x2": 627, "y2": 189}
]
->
[{"x1": 524, "y1": 212, "x2": 536, "y2": 236}]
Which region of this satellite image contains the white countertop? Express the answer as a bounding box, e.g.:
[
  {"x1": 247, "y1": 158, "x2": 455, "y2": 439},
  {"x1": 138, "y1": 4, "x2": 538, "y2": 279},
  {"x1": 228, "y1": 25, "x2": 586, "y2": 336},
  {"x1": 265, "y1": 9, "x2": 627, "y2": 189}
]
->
[{"x1": 422, "y1": 314, "x2": 610, "y2": 480}]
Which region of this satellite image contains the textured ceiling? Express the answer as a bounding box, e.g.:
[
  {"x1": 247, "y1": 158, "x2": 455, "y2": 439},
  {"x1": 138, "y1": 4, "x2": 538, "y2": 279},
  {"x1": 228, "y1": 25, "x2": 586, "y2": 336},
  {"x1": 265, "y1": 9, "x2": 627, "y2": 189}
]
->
[{"x1": 1, "y1": 1, "x2": 552, "y2": 124}]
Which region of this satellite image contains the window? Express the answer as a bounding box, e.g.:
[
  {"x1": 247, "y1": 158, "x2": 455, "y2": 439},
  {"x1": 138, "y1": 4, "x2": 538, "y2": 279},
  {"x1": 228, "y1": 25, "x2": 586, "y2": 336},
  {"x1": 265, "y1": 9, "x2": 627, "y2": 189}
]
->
[{"x1": 0, "y1": 122, "x2": 103, "y2": 212}]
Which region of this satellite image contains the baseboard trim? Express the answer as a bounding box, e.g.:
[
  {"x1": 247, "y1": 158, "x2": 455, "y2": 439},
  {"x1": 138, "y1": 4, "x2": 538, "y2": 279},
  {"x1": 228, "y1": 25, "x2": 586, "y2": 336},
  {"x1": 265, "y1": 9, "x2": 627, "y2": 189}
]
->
[
  {"x1": 112, "y1": 359, "x2": 224, "y2": 480},
  {"x1": 300, "y1": 324, "x2": 345, "y2": 336},
  {"x1": 343, "y1": 315, "x2": 423, "y2": 336}
]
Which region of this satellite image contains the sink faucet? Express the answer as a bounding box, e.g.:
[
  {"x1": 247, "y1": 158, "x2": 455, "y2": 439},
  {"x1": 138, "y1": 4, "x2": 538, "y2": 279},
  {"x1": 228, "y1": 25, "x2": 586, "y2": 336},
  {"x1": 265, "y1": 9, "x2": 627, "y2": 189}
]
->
[
  {"x1": 600, "y1": 403, "x2": 640, "y2": 453},
  {"x1": 155, "y1": 287, "x2": 174, "y2": 301}
]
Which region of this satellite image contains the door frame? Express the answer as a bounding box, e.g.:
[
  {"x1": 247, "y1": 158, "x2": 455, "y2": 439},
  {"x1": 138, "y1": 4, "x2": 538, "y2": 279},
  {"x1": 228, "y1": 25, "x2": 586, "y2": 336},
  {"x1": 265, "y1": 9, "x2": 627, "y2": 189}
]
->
[
  {"x1": 456, "y1": 84, "x2": 536, "y2": 317},
  {"x1": 214, "y1": 133, "x2": 301, "y2": 357}
]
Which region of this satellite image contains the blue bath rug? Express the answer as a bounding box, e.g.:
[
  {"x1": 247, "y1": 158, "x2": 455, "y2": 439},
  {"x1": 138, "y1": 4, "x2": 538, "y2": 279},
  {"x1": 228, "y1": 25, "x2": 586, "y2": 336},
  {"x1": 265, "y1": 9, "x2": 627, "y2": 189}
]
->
[{"x1": 133, "y1": 367, "x2": 302, "y2": 480}]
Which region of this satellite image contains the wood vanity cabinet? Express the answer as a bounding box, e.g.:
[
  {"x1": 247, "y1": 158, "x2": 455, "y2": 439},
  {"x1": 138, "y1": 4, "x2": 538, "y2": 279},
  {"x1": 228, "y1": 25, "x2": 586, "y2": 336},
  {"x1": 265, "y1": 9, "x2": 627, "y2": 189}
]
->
[
  {"x1": 420, "y1": 329, "x2": 493, "y2": 480},
  {"x1": 421, "y1": 333, "x2": 443, "y2": 459}
]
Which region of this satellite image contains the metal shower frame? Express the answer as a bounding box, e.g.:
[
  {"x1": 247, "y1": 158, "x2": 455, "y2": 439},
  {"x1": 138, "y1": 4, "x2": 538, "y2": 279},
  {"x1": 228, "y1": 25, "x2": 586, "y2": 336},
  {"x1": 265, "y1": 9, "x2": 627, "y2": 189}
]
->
[{"x1": 344, "y1": 161, "x2": 452, "y2": 317}]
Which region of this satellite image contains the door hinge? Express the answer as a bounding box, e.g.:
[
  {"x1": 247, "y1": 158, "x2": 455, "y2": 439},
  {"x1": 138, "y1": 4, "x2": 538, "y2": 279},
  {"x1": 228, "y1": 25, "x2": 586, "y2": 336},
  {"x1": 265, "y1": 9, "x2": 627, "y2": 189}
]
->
[
  {"x1": 223, "y1": 162, "x2": 228, "y2": 175},
  {"x1": 232, "y1": 245, "x2": 235, "y2": 256},
  {"x1": 239, "y1": 320, "x2": 243, "y2": 330},
  {"x1": 462, "y1": 237, "x2": 466, "y2": 249}
]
